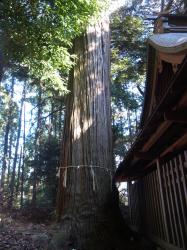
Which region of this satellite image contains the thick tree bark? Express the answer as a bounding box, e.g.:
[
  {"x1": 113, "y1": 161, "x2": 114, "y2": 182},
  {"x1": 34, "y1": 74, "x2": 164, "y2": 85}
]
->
[
  {"x1": 51, "y1": 18, "x2": 112, "y2": 249},
  {"x1": 50, "y1": 18, "x2": 133, "y2": 250}
]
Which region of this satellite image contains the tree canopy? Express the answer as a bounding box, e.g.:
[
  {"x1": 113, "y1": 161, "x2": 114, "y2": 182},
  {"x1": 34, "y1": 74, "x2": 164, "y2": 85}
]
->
[{"x1": 0, "y1": 0, "x2": 105, "y2": 90}]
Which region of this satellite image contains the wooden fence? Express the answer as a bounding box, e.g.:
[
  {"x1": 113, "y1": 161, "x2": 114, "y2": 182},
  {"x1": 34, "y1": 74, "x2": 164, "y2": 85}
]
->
[{"x1": 128, "y1": 150, "x2": 187, "y2": 250}]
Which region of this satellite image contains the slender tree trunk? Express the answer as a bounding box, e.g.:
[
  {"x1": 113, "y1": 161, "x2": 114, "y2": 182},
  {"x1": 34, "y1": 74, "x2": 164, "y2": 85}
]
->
[
  {"x1": 50, "y1": 102, "x2": 56, "y2": 137},
  {"x1": 161, "y1": 0, "x2": 165, "y2": 11},
  {"x1": 1, "y1": 77, "x2": 15, "y2": 197},
  {"x1": 135, "y1": 109, "x2": 138, "y2": 133},
  {"x1": 7, "y1": 129, "x2": 13, "y2": 185},
  {"x1": 184, "y1": 0, "x2": 187, "y2": 12},
  {"x1": 15, "y1": 147, "x2": 22, "y2": 201},
  {"x1": 9, "y1": 84, "x2": 25, "y2": 208},
  {"x1": 20, "y1": 102, "x2": 26, "y2": 207},
  {"x1": 1, "y1": 123, "x2": 10, "y2": 190},
  {"x1": 50, "y1": 18, "x2": 132, "y2": 250},
  {"x1": 32, "y1": 85, "x2": 42, "y2": 207},
  {"x1": 127, "y1": 109, "x2": 133, "y2": 146},
  {"x1": 0, "y1": 51, "x2": 5, "y2": 83},
  {"x1": 58, "y1": 100, "x2": 64, "y2": 139}
]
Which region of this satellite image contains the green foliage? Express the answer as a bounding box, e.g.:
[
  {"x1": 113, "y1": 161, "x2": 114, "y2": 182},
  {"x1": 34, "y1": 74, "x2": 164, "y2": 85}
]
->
[
  {"x1": 0, "y1": 0, "x2": 103, "y2": 91},
  {"x1": 110, "y1": 12, "x2": 149, "y2": 158},
  {"x1": 111, "y1": 15, "x2": 148, "y2": 83},
  {"x1": 28, "y1": 135, "x2": 59, "y2": 207},
  {"x1": 0, "y1": 82, "x2": 18, "y2": 133}
]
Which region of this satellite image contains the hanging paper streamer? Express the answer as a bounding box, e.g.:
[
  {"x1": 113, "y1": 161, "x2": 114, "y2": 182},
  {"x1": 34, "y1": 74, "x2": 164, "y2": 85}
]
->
[
  {"x1": 58, "y1": 165, "x2": 113, "y2": 190},
  {"x1": 63, "y1": 167, "x2": 67, "y2": 187},
  {"x1": 90, "y1": 166, "x2": 96, "y2": 191}
]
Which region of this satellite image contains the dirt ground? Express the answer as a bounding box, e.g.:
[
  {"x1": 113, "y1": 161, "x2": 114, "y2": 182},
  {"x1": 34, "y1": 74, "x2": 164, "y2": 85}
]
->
[
  {"x1": 0, "y1": 207, "x2": 157, "y2": 250},
  {"x1": 0, "y1": 208, "x2": 59, "y2": 250}
]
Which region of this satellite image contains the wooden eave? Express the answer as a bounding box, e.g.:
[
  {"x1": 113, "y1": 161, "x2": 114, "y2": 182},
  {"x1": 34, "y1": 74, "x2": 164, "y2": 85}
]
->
[
  {"x1": 141, "y1": 32, "x2": 187, "y2": 128},
  {"x1": 115, "y1": 55, "x2": 187, "y2": 182},
  {"x1": 140, "y1": 45, "x2": 157, "y2": 128},
  {"x1": 148, "y1": 33, "x2": 187, "y2": 53},
  {"x1": 116, "y1": 16, "x2": 187, "y2": 182}
]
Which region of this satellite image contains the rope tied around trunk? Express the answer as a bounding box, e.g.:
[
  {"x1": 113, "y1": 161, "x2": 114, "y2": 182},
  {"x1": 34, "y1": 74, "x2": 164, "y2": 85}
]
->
[{"x1": 56, "y1": 165, "x2": 113, "y2": 191}]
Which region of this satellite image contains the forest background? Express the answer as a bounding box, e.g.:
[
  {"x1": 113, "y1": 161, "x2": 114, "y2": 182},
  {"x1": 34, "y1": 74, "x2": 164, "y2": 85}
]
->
[{"x1": 0, "y1": 0, "x2": 186, "y2": 211}]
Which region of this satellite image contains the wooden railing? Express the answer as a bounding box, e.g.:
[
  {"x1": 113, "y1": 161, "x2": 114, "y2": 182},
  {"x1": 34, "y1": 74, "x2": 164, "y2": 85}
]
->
[
  {"x1": 128, "y1": 181, "x2": 141, "y2": 231},
  {"x1": 128, "y1": 150, "x2": 187, "y2": 250}
]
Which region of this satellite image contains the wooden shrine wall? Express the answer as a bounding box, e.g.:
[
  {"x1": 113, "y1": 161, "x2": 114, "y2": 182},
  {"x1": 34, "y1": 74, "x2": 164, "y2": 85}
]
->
[{"x1": 128, "y1": 150, "x2": 187, "y2": 250}]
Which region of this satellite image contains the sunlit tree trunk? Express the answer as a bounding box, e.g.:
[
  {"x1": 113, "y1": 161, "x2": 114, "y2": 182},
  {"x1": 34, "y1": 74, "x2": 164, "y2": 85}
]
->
[
  {"x1": 7, "y1": 128, "x2": 13, "y2": 185},
  {"x1": 1, "y1": 120, "x2": 11, "y2": 190},
  {"x1": 0, "y1": 51, "x2": 5, "y2": 83},
  {"x1": 127, "y1": 109, "x2": 133, "y2": 146},
  {"x1": 32, "y1": 85, "x2": 42, "y2": 207},
  {"x1": 9, "y1": 84, "x2": 25, "y2": 208},
  {"x1": 15, "y1": 147, "x2": 22, "y2": 200},
  {"x1": 20, "y1": 103, "x2": 26, "y2": 207},
  {"x1": 51, "y1": 17, "x2": 123, "y2": 250},
  {"x1": 1, "y1": 77, "x2": 15, "y2": 198}
]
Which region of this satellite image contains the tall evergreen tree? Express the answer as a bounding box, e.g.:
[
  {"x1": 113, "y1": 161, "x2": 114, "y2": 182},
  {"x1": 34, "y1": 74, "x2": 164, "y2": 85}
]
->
[
  {"x1": 9, "y1": 83, "x2": 25, "y2": 207},
  {"x1": 1, "y1": 77, "x2": 15, "y2": 193}
]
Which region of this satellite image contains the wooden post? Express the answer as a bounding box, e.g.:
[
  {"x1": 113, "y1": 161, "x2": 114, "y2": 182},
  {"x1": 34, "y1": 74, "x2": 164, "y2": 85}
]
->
[
  {"x1": 174, "y1": 155, "x2": 187, "y2": 248},
  {"x1": 169, "y1": 160, "x2": 185, "y2": 248},
  {"x1": 128, "y1": 181, "x2": 132, "y2": 225},
  {"x1": 156, "y1": 159, "x2": 170, "y2": 242},
  {"x1": 165, "y1": 163, "x2": 179, "y2": 245}
]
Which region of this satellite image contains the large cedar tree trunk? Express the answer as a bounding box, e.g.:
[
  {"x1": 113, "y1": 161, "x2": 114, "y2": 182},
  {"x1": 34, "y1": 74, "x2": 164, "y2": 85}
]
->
[
  {"x1": 50, "y1": 18, "x2": 132, "y2": 250},
  {"x1": 52, "y1": 18, "x2": 112, "y2": 249}
]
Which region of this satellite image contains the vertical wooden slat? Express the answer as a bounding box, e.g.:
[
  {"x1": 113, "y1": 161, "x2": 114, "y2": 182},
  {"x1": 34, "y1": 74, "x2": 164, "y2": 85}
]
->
[
  {"x1": 143, "y1": 177, "x2": 148, "y2": 231},
  {"x1": 149, "y1": 172, "x2": 158, "y2": 235},
  {"x1": 128, "y1": 181, "x2": 132, "y2": 225},
  {"x1": 148, "y1": 174, "x2": 155, "y2": 234},
  {"x1": 136, "y1": 182, "x2": 140, "y2": 227},
  {"x1": 147, "y1": 174, "x2": 153, "y2": 233},
  {"x1": 174, "y1": 156, "x2": 187, "y2": 247},
  {"x1": 127, "y1": 153, "x2": 186, "y2": 249},
  {"x1": 153, "y1": 170, "x2": 164, "y2": 239},
  {"x1": 163, "y1": 162, "x2": 175, "y2": 244},
  {"x1": 133, "y1": 183, "x2": 136, "y2": 226},
  {"x1": 145, "y1": 174, "x2": 153, "y2": 232},
  {"x1": 156, "y1": 159, "x2": 170, "y2": 242},
  {"x1": 166, "y1": 162, "x2": 179, "y2": 246},
  {"x1": 144, "y1": 176, "x2": 149, "y2": 231},
  {"x1": 179, "y1": 153, "x2": 187, "y2": 207},
  {"x1": 157, "y1": 168, "x2": 166, "y2": 240},
  {"x1": 138, "y1": 179, "x2": 144, "y2": 231},
  {"x1": 136, "y1": 182, "x2": 139, "y2": 227},
  {"x1": 134, "y1": 183, "x2": 136, "y2": 226},
  {"x1": 152, "y1": 171, "x2": 161, "y2": 237},
  {"x1": 144, "y1": 177, "x2": 149, "y2": 231},
  {"x1": 169, "y1": 159, "x2": 185, "y2": 248}
]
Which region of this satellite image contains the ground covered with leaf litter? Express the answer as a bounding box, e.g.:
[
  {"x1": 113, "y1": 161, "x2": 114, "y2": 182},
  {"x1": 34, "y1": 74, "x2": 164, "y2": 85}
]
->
[
  {"x1": 0, "y1": 208, "x2": 59, "y2": 250},
  {"x1": 0, "y1": 207, "x2": 157, "y2": 250}
]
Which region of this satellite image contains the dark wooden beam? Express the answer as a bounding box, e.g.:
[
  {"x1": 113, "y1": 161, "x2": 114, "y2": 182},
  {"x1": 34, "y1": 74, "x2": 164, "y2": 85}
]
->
[
  {"x1": 164, "y1": 110, "x2": 187, "y2": 123},
  {"x1": 134, "y1": 152, "x2": 154, "y2": 160}
]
